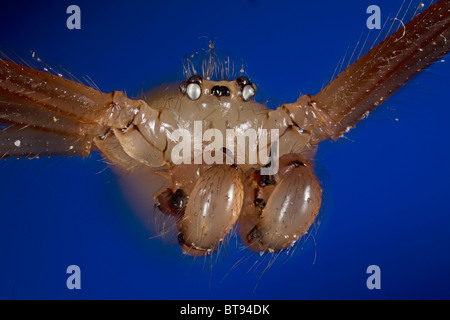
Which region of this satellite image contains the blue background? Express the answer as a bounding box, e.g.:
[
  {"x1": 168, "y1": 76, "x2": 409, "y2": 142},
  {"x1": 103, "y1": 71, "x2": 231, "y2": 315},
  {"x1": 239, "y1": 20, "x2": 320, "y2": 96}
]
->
[{"x1": 0, "y1": 0, "x2": 449, "y2": 299}]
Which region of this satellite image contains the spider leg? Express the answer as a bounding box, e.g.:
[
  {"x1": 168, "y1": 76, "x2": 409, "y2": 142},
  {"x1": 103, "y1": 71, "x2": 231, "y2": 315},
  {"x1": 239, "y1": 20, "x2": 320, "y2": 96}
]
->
[
  {"x1": 0, "y1": 126, "x2": 92, "y2": 158},
  {"x1": 284, "y1": 0, "x2": 450, "y2": 143},
  {"x1": 0, "y1": 59, "x2": 154, "y2": 161}
]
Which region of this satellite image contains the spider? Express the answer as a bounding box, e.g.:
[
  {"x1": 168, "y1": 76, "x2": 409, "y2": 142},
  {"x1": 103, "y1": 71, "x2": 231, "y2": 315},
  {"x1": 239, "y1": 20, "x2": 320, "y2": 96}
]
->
[{"x1": 0, "y1": 0, "x2": 449, "y2": 299}]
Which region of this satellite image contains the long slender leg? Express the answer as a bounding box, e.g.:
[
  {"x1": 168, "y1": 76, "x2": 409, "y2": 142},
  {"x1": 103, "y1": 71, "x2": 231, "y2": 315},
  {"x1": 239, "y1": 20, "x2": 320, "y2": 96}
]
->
[
  {"x1": 0, "y1": 59, "x2": 152, "y2": 161},
  {"x1": 283, "y1": 0, "x2": 450, "y2": 143},
  {"x1": 0, "y1": 126, "x2": 92, "y2": 158},
  {"x1": 0, "y1": 59, "x2": 111, "y2": 124}
]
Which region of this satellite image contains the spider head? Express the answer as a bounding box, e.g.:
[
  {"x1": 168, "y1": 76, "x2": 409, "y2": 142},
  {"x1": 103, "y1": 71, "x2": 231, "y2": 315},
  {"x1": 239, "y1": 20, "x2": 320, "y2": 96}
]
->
[{"x1": 179, "y1": 75, "x2": 257, "y2": 102}]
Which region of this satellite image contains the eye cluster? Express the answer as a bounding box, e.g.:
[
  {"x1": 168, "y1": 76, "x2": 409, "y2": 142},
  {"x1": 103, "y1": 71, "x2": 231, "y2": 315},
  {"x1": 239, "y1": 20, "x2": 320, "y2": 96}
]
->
[
  {"x1": 179, "y1": 75, "x2": 256, "y2": 102},
  {"x1": 235, "y1": 76, "x2": 256, "y2": 102},
  {"x1": 179, "y1": 74, "x2": 203, "y2": 101}
]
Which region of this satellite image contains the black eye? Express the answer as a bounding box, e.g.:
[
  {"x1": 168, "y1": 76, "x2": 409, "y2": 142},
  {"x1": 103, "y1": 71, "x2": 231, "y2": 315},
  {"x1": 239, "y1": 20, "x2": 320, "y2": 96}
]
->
[
  {"x1": 179, "y1": 75, "x2": 203, "y2": 100},
  {"x1": 211, "y1": 85, "x2": 230, "y2": 97},
  {"x1": 236, "y1": 76, "x2": 256, "y2": 101},
  {"x1": 236, "y1": 76, "x2": 250, "y2": 87},
  {"x1": 188, "y1": 74, "x2": 203, "y2": 85}
]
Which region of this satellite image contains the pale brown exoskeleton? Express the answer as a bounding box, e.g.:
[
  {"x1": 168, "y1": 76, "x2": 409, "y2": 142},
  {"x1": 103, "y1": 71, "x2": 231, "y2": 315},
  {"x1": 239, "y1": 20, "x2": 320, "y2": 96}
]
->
[{"x1": 0, "y1": 1, "x2": 449, "y2": 257}]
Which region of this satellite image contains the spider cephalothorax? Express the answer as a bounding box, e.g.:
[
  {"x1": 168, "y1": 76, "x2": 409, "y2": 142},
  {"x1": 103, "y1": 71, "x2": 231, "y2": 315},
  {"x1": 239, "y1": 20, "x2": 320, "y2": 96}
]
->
[{"x1": 0, "y1": 0, "x2": 448, "y2": 257}]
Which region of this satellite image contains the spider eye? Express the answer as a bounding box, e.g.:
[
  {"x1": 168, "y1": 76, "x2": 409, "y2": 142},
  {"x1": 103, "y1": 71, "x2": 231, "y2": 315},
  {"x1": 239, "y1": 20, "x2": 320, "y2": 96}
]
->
[
  {"x1": 186, "y1": 83, "x2": 201, "y2": 100},
  {"x1": 236, "y1": 76, "x2": 256, "y2": 101},
  {"x1": 242, "y1": 84, "x2": 256, "y2": 101},
  {"x1": 180, "y1": 75, "x2": 203, "y2": 100},
  {"x1": 188, "y1": 74, "x2": 203, "y2": 85},
  {"x1": 236, "y1": 76, "x2": 250, "y2": 87}
]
